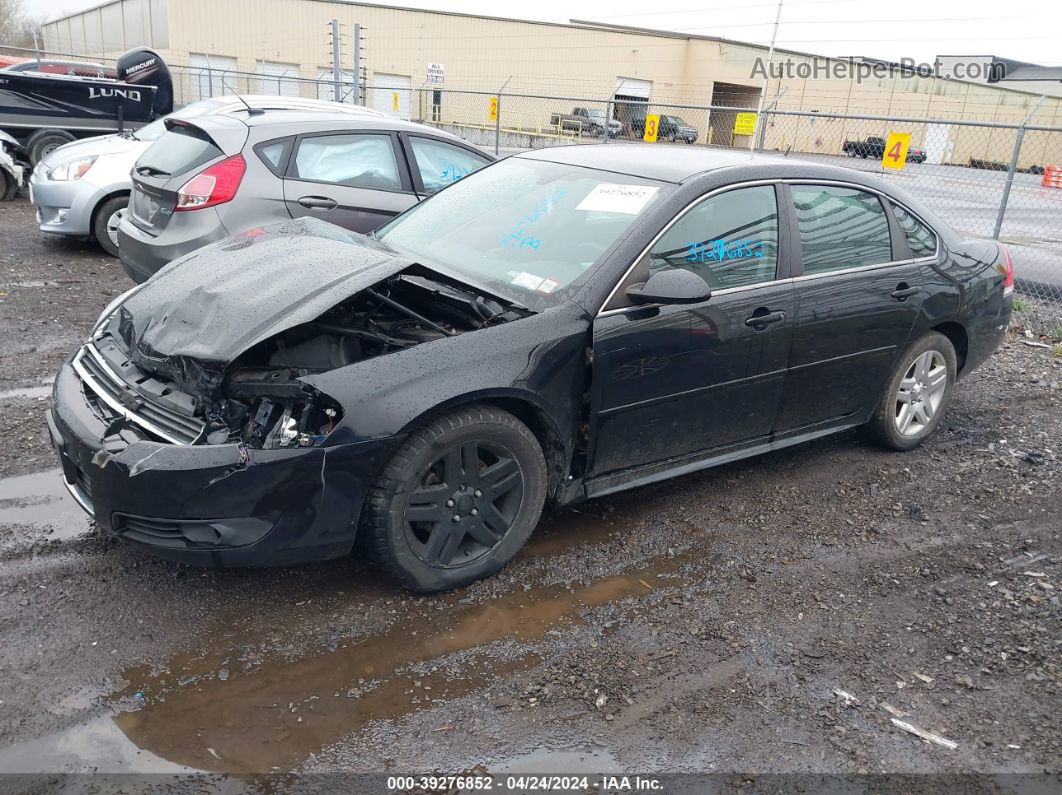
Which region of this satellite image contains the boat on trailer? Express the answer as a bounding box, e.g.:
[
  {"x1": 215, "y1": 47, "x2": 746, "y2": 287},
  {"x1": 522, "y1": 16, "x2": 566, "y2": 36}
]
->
[{"x1": 0, "y1": 47, "x2": 173, "y2": 164}]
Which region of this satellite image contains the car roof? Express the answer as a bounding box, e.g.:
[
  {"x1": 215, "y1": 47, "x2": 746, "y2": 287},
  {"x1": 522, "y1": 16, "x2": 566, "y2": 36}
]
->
[
  {"x1": 239, "y1": 110, "x2": 476, "y2": 144},
  {"x1": 517, "y1": 144, "x2": 796, "y2": 183},
  {"x1": 183, "y1": 95, "x2": 385, "y2": 116}
]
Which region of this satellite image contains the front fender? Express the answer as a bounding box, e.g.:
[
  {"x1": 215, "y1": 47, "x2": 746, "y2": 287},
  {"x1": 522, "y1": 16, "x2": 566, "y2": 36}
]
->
[{"x1": 304, "y1": 303, "x2": 591, "y2": 455}]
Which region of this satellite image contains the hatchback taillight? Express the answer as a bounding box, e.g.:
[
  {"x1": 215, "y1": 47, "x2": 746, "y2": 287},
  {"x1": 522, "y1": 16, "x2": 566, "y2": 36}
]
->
[
  {"x1": 998, "y1": 244, "x2": 1014, "y2": 296},
  {"x1": 175, "y1": 154, "x2": 246, "y2": 211}
]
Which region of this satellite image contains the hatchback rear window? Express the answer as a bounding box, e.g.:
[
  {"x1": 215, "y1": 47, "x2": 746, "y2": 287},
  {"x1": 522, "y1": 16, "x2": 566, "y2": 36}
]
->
[{"x1": 136, "y1": 124, "x2": 222, "y2": 176}]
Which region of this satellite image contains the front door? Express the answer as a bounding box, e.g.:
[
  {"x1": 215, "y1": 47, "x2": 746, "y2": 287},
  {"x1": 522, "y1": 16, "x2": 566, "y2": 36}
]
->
[
  {"x1": 775, "y1": 183, "x2": 926, "y2": 431},
  {"x1": 283, "y1": 131, "x2": 418, "y2": 233},
  {"x1": 589, "y1": 184, "x2": 795, "y2": 476}
]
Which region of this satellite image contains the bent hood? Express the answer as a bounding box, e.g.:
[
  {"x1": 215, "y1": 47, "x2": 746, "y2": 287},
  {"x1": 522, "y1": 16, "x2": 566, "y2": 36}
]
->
[{"x1": 118, "y1": 217, "x2": 411, "y2": 370}]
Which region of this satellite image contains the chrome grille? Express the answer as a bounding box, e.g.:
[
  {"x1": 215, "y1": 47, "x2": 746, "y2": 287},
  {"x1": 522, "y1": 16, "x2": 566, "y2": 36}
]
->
[{"x1": 72, "y1": 343, "x2": 205, "y2": 445}]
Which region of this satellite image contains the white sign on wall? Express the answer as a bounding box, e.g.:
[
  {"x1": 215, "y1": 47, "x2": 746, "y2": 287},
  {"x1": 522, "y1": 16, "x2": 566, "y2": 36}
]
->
[{"x1": 427, "y1": 62, "x2": 445, "y2": 84}]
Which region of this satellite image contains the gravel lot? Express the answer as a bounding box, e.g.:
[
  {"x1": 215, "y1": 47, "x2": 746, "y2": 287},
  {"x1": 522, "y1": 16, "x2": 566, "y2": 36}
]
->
[{"x1": 0, "y1": 196, "x2": 1059, "y2": 786}]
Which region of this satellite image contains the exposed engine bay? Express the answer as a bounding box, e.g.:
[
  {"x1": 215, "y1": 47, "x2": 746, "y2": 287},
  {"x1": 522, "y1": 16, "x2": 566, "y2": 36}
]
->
[{"x1": 205, "y1": 272, "x2": 529, "y2": 449}]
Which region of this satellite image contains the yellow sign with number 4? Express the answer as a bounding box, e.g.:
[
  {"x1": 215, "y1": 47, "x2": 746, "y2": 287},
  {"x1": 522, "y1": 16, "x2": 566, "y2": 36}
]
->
[
  {"x1": 643, "y1": 114, "x2": 660, "y2": 143},
  {"x1": 881, "y1": 132, "x2": 911, "y2": 170}
]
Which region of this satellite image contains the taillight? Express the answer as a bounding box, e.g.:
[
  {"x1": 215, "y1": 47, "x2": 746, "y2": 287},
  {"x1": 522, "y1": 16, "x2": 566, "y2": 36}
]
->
[
  {"x1": 175, "y1": 154, "x2": 246, "y2": 211},
  {"x1": 998, "y1": 244, "x2": 1014, "y2": 296}
]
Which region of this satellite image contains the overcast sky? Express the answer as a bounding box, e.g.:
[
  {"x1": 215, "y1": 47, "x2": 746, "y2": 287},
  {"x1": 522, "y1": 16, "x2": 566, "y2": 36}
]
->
[{"x1": 29, "y1": 0, "x2": 1062, "y2": 66}]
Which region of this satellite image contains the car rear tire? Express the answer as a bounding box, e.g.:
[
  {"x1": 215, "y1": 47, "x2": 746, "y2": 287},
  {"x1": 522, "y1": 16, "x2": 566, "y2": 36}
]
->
[
  {"x1": 26, "y1": 130, "x2": 76, "y2": 166},
  {"x1": 863, "y1": 332, "x2": 957, "y2": 451},
  {"x1": 363, "y1": 404, "x2": 547, "y2": 592},
  {"x1": 92, "y1": 196, "x2": 128, "y2": 258},
  {"x1": 1, "y1": 171, "x2": 17, "y2": 201}
]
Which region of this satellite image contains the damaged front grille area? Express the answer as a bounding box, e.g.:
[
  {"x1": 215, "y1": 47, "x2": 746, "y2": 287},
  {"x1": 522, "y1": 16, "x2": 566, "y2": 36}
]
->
[{"x1": 73, "y1": 342, "x2": 206, "y2": 445}]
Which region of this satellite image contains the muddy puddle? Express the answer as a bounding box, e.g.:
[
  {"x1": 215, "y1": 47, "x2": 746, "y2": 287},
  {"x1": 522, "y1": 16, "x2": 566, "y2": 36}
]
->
[
  {"x1": 112, "y1": 568, "x2": 672, "y2": 773},
  {"x1": 0, "y1": 468, "x2": 91, "y2": 541}
]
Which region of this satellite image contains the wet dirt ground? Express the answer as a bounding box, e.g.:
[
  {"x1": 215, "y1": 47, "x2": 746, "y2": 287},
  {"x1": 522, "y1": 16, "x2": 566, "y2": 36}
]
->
[{"x1": 0, "y1": 197, "x2": 1060, "y2": 787}]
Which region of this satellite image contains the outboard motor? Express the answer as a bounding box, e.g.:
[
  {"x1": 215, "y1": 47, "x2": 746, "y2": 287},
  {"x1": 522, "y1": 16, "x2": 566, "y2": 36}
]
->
[{"x1": 116, "y1": 47, "x2": 173, "y2": 117}]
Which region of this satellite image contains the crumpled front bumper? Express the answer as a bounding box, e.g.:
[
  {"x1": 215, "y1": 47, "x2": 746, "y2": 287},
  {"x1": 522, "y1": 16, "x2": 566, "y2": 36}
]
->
[{"x1": 47, "y1": 357, "x2": 401, "y2": 567}]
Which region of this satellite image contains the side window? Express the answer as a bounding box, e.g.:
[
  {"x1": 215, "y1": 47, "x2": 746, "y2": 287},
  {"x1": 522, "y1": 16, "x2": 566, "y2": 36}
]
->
[
  {"x1": 292, "y1": 134, "x2": 402, "y2": 191},
  {"x1": 791, "y1": 185, "x2": 893, "y2": 274},
  {"x1": 649, "y1": 185, "x2": 779, "y2": 290},
  {"x1": 255, "y1": 139, "x2": 289, "y2": 174},
  {"x1": 891, "y1": 203, "x2": 937, "y2": 257},
  {"x1": 409, "y1": 137, "x2": 491, "y2": 194}
]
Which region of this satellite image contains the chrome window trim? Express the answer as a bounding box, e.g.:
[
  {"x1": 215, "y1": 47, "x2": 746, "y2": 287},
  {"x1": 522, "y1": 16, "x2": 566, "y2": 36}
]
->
[
  {"x1": 596, "y1": 179, "x2": 782, "y2": 317},
  {"x1": 73, "y1": 344, "x2": 193, "y2": 445}
]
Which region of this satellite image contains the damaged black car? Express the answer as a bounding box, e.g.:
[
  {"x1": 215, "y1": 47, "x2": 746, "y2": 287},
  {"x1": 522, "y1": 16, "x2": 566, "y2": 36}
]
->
[{"x1": 48, "y1": 146, "x2": 1012, "y2": 591}]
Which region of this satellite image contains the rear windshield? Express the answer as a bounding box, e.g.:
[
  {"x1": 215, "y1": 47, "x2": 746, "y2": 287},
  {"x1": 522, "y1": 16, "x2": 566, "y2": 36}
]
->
[{"x1": 136, "y1": 124, "x2": 222, "y2": 176}]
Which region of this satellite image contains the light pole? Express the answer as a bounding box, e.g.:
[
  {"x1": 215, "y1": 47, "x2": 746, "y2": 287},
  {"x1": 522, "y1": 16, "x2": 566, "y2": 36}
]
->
[{"x1": 750, "y1": 0, "x2": 785, "y2": 151}]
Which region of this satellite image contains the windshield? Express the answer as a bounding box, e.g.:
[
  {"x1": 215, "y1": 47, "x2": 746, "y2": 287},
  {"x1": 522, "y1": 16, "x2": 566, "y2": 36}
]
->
[
  {"x1": 586, "y1": 110, "x2": 605, "y2": 120},
  {"x1": 377, "y1": 157, "x2": 669, "y2": 310},
  {"x1": 132, "y1": 98, "x2": 225, "y2": 141}
]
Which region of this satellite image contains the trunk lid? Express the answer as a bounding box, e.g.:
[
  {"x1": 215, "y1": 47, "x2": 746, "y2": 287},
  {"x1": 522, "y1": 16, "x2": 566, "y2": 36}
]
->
[{"x1": 128, "y1": 115, "x2": 248, "y2": 235}]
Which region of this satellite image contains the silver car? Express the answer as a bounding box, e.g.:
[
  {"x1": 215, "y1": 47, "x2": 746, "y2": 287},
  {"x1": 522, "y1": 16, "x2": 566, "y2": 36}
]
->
[
  {"x1": 29, "y1": 96, "x2": 385, "y2": 256},
  {"x1": 117, "y1": 110, "x2": 494, "y2": 283}
]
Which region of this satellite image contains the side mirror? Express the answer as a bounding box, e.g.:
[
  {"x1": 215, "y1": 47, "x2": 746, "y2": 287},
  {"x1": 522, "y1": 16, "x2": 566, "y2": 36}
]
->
[{"x1": 626, "y1": 268, "x2": 711, "y2": 306}]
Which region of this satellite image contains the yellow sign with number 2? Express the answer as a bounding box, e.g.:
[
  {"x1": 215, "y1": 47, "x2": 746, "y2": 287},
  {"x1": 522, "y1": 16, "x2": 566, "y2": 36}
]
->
[{"x1": 881, "y1": 132, "x2": 911, "y2": 170}]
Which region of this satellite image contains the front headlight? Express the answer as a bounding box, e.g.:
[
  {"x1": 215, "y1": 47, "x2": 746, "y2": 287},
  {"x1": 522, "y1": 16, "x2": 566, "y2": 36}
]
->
[
  {"x1": 92, "y1": 284, "x2": 145, "y2": 336},
  {"x1": 47, "y1": 155, "x2": 98, "y2": 181}
]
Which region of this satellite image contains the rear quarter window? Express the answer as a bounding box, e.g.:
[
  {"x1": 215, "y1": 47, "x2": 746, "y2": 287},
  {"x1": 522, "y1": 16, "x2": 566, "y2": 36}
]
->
[
  {"x1": 891, "y1": 203, "x2": 938, "y2": 258},
  {"x1": 137, "y1": 125, "x2": 222, "y2": 176}
]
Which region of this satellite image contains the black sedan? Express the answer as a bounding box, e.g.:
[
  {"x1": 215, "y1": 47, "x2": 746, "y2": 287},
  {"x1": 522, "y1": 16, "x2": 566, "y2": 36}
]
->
[{"x1": 47, "y1": 145, "x2": 1013, "y2": 591}]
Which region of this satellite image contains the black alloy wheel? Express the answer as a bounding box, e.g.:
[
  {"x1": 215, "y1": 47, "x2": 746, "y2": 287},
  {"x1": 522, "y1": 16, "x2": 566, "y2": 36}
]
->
[{"x1": 364, "y1": 405, "x2": 547, "y2": 591}]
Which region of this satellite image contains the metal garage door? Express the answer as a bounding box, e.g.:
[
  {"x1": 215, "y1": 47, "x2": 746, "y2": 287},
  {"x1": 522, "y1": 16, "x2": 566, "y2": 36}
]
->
[
  {"x1": 256, "y1": 61, "x2": 300, "y2": 97},
  {"x1": 371, "y1": 73, "x2": 411, "y2": 120},
  {"x1": 187, "y1": 54, "x2": 237, "y2": 101},
  {"x1": 615, "y1": 77, "x2": 651, "y2": 100}
]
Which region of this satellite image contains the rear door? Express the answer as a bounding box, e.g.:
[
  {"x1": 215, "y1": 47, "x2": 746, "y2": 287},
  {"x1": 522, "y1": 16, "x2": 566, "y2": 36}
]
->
[
  {"x1": 775, "y1": 182, "x2": 926, "y2": 432},
  {"x1": 281, "y1": 130, "x2": 418, "y2": 233},
  {"x1": 127, "y1": 116, "x2": 248, "y2": 237},
  {"x1": 401, "y1": 134, "x2": 493, "y2": 198}
]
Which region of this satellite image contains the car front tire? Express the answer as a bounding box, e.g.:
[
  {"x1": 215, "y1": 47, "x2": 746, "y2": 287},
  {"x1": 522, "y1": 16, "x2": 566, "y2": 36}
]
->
[
  {"x1": 363, "y1": 404, "x2": 547, "y2": 592},
  {"x1": 92, "y1": 196, "x2": 128, "y2": 258},
  {"x1": 863, "y1": 332, "x2": 957, "y2": 451}
]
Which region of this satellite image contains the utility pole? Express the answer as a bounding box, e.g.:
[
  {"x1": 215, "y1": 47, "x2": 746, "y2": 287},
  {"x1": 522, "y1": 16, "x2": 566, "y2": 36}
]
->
[
  {"x1": 330, "y1": 19, "x2": 342, "y2": 103},
  {"x1": 750, "y1": 0, "x2": 784, "y2": 151},
  {"x1": 353, "y1": 23, "x2": 362, "y2": 105}
]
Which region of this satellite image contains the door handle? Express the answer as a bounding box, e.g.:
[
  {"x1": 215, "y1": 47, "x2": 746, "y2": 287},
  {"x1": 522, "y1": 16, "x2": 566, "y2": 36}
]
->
[
  {"x1": 297, "y1": 195, "x2": 338, "y2": 210},
  {"x1": 891, "y1": 284, "x2": 920, "y2": 301},
  {"x1": 744, "y1": 310, "x2": 785, "y2": 328}
]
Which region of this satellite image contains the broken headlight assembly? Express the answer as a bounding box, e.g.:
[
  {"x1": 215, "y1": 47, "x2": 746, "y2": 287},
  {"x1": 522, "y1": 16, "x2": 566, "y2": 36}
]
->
[{"x1": 211, "y1": 368, "x2": 343, "y2": 449}]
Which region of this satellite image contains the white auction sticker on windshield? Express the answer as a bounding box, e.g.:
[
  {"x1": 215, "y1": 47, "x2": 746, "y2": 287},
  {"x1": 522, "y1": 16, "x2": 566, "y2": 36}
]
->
[
  {"x1": 511, "y1": 271, "x2": 544, "y2": 290},
  {"x1": 576, "y1": 183, "x2": 658, "y2": 215}
]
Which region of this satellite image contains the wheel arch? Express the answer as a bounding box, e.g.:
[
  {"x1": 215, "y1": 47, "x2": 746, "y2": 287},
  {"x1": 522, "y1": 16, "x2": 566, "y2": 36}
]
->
[
  {"x1": 930, "y1": 320, "x2": 969, "y2": 373},
  {"x1": 90, "y1": 189, "x2": 131, "y2": 234},
  {"x1": 396, "y1": 388, "x2": 573, "y2": 503}
]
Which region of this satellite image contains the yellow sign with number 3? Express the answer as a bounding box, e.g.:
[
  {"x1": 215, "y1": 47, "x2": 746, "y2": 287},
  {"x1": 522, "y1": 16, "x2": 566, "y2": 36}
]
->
[
  {"x1": 881, "y1": 132, "x2": 911, "y2": 170},
  {"x1": 643, "y1": 114, "x2": 660, "y2": 143}
]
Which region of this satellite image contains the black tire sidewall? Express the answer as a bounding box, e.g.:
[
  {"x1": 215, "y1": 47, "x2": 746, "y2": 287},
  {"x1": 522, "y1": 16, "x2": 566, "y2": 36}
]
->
[
  {"x1": 28, "y1": 132, "x2": 74, "y2": 166},
  {"x1": 868, "y1": 332, "x2": 957, "y2": 451},
  {"x1": 369, "y1": 407, "x2": 547, "y2": 591},
  {"x1": 93, "y1": 196, "x2": 127, "y2": 257}
]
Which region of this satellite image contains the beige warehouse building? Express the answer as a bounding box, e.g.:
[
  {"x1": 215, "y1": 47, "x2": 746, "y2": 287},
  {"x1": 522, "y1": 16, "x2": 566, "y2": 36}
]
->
[{"x1": 40, "y1": 0, "x2": 1062, "y2": 167}]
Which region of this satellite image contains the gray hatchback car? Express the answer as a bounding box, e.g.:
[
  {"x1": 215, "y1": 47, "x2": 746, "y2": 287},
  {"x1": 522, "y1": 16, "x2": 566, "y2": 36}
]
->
[{"x1": 117, "y1": 111, "x2": 493, "y2": 282}]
